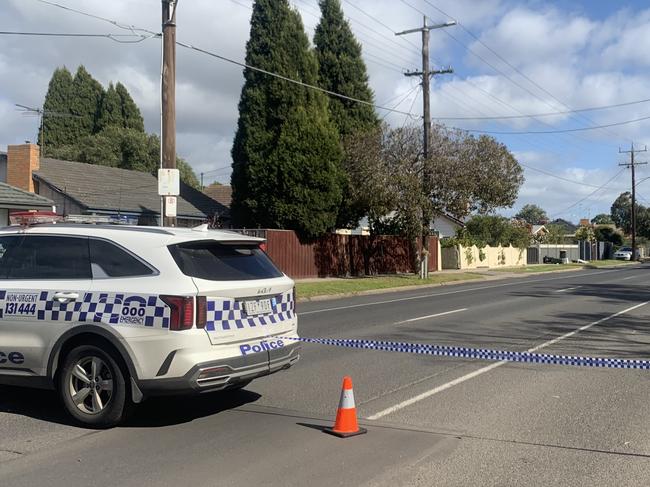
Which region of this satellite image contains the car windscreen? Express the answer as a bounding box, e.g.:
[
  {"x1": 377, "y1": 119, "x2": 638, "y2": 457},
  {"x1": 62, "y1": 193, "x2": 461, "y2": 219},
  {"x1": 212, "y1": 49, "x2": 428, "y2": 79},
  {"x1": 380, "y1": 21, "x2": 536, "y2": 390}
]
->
[{"x1": 168, "y1": 240, "x2": 283, "y2": 281}]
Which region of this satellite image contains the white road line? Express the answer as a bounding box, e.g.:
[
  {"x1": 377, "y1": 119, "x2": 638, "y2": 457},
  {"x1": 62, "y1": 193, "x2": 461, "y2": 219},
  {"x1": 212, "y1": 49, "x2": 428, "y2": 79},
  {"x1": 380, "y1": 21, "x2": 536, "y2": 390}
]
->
[
  {"x1": 621, "y1": 275, "x2": 641, "y2": 281},
  {"x1": 554, "y1": 286, "x2": 580, "y2": 293},
  {"x1": 366, "y1": 300, "x2": 649, "y2": 420},
  {"x1": 300, "y1": 269, "x2": 620, "y2": 316},
  {"x1": 396, "y1": 308, "x2": 467, "y2": 324}
]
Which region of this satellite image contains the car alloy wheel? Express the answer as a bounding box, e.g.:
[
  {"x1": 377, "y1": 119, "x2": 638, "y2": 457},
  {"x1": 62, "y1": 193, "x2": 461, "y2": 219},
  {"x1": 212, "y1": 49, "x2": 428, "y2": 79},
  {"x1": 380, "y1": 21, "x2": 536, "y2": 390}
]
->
[{"x1": 68, "y1": 356, "x2": 114, "y2": 415}]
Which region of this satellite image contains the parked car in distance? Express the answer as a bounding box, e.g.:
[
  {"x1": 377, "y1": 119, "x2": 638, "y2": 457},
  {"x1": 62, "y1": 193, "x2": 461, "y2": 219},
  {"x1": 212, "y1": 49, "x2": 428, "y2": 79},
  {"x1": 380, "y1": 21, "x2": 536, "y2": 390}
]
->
[{"x1": 613, "y1": 247, "x2": 633, "y2": 260}]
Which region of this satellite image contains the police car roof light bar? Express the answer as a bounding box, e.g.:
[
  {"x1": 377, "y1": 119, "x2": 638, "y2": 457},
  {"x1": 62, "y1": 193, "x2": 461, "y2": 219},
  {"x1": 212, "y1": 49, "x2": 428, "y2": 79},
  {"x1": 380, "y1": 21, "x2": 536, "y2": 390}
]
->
[
  {"x1": 9, "y1": 211, "x2": 63, "y2": 227},
  {"x1": 64, "y1": 215, "x2": 138, "y2": 225}
]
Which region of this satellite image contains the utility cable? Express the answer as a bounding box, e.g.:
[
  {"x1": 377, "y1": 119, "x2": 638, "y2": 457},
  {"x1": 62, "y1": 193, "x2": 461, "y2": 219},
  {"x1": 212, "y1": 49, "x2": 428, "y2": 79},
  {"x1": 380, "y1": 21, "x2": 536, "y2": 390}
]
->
[
  {"x1": 0, "y1": 30, "x2": 153, "y2": 43},
  {"x1": 461, "y1": 114, "x2": 650, "y2": 135},
  {"x1": 551, "y1": 169, "x2": 625, "y2": 218},
  {"x1": 419, "y1": 0, "x2": 632, "y2": 143},
  {"x1": 429, "y1": 97, "x2": 650, "y2": 121},
  {"x1": 32, "y1": 0, "x2": 422, "y2": 119}
]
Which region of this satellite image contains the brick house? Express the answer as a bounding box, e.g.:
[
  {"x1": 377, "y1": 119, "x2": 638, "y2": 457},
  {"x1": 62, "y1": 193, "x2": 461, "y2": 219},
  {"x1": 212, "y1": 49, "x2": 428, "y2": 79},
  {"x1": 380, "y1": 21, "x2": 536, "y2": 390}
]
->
[
  {"x1": 0, "y1": 145, "x2": 54, "y2": 226},
  {"x1": 1, "y1": 143, "x2": 229, "y2": 227}
]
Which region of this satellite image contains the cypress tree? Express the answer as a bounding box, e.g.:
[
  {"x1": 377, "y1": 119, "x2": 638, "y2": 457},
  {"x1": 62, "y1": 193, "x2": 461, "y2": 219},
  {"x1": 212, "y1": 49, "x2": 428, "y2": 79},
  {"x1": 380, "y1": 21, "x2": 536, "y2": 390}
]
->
[
  {"x1": 96, "y1": 83, "x2": 124, "y2": 131},
  {"x1": 314, "y1": 0, "x2": 379, "y2": 228},
  {"x1": 116, "y1": 82, "x2": 145, "y2": 132},
  {"x1": 40, "y1": 66, "x2": 75, "y2": 151},
  {"x1": 314, "y1": 0, "x2": 378, "y2": 137},
  {"x1": 69, "y1": 65, "x2": 104, "y2": 137},
  {"x1": 231, "y1": 0, "x2": 343, "y2": 238}
]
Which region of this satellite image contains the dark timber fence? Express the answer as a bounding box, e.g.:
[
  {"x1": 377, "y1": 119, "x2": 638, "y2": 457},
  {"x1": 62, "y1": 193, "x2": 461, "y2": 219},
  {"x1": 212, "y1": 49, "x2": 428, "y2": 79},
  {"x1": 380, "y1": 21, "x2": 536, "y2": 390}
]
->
[{"x1": 233, "y1": 229, "x2": 439, "y2": 279}]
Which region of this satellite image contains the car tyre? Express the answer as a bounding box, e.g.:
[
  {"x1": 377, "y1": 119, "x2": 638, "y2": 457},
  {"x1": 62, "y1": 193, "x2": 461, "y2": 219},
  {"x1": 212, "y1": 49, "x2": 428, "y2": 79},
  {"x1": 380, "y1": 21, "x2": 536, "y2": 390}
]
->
[{"x1": 58, "y1": 345, "x2": 129, "y2": 428}]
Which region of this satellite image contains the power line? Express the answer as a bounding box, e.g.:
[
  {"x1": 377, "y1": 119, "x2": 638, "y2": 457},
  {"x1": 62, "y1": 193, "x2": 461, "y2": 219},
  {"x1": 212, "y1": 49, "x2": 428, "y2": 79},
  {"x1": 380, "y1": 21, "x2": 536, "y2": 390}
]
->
[
  {"x1": 32, "y1": 0, "x2": 422, "y2": 120},
  {"x1": 429, "y1": 97, "x2": 650, "y2": 121},
  {"x1": 459, "y1": 114, "x2": 650, "y2": 135},
  {"x1": 380, "y1": 83, "x2": 421, "y2": 121},
  {"x1": 419, "y1": 0, "x2": 632, "y2": 143},
  {"x1": 399, "y1": 0, "x2": 610, "y2": 149},
  {"x1": 0, "y1": 30, "x2": 153, "y2": 43},
  {"x1": 519, "y1": 162, "x2": 626, "y2": 190},
  {"x1": 342, "y1": 0, "x2": 422, "y2": 56},
  {"x1": 176, "y1": 40, "x2": 421, "y2": 119},
  {"x1": 35, "y1": 0, "x2": 157, "y2": 35},
  {"x1": 292, "y1": 0, "x2": 417, "y2": 68},
  {"x1": 551, "y1": 169, "x2": 625, "y2": 218}
]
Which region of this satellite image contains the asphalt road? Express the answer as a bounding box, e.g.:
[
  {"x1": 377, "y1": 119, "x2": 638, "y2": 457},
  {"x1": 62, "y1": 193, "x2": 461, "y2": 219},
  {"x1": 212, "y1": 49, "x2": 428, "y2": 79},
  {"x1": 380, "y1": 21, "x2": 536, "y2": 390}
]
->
[{"x1": 2, "y1": 265, "x2": 650, "y2": 486}]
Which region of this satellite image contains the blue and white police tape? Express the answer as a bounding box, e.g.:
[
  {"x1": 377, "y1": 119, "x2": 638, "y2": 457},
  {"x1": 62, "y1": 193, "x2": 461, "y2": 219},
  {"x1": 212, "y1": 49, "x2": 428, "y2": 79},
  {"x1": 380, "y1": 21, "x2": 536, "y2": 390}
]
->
[{"x1": 280, "y1": 336, "x2": 650, "y2": 370}]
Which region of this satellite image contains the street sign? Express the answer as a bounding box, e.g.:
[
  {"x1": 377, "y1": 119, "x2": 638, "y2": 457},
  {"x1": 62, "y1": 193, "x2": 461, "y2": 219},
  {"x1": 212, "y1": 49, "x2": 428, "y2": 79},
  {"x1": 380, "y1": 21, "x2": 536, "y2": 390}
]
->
[
  {"x1": 158, "y1": 168, "x2": 180, "y2": 196},
  {"x1": 165, "y1": 196, "x2": 177, "y2": 217}
]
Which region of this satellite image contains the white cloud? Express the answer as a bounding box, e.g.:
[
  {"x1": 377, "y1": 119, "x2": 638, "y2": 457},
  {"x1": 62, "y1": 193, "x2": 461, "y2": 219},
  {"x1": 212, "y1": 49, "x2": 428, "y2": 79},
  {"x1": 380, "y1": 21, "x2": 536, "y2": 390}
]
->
[{"x1": 1, "y1": 0, "x2": 650, "y2": 220}]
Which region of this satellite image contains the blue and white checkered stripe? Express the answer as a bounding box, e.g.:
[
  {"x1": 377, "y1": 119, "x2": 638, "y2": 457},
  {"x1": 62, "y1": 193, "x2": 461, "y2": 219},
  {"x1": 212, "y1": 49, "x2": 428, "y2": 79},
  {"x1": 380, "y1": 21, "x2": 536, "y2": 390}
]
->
[
  {"x1": 0, "y1": 290, "x2": 170, "y2": 328},
  {"x1": 206, "y1": 290, "x2": 295, "y2": 331},
  {"x1": 281, "y1": 336, "x2": 650, "y2": 370}
]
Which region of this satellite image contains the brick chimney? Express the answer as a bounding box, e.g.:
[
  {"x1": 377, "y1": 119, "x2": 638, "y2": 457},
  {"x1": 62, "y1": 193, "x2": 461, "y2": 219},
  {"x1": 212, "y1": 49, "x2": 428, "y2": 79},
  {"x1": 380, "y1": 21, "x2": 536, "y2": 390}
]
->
[{"x1": 7, "y1": 143, "x2": 39, "y2": 193}]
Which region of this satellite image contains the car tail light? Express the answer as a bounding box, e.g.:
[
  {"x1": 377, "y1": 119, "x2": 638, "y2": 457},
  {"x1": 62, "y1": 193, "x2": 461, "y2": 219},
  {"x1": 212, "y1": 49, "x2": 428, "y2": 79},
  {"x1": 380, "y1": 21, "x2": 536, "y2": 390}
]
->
[
  {"x1": 259, "y1": 242, "x2": 267, "y2": 253},
  {"x1": 196, "y1": 296, "x2": 207, "y2": 329},
  {"x1": 160, "y1": 295, "x2": 194, "y2": 331}
]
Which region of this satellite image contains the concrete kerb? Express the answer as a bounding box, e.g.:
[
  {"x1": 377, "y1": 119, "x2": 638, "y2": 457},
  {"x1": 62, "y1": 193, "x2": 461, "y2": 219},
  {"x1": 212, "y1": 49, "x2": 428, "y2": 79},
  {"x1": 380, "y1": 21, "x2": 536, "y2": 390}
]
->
[{"x1": 295, "y1": 264, "x2": 634, "y2": 303}]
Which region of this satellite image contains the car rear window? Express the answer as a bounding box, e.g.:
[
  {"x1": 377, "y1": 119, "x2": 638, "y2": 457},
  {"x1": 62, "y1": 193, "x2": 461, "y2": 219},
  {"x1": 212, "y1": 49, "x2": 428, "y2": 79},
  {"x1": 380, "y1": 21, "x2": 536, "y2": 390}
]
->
[{"x1": 168, "y1": 240, "x2": 283, "y2": 281}]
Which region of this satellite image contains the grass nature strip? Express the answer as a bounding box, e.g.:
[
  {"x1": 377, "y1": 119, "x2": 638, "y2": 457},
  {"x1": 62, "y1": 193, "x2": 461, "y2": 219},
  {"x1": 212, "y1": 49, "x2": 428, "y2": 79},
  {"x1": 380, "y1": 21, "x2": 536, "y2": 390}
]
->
[
  {"x1": 295, "y1": 260, "x2": 636, "y2": 299},
  {"x1": 296, "y1": 273, "x2": 483, "y2": 299}
]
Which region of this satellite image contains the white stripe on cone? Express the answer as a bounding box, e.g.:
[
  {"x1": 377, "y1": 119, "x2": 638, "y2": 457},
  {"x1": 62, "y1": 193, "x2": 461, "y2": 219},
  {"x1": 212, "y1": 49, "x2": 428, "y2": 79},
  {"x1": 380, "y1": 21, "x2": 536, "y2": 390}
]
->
[{"x1": 339, "y1": 388, "x2": 355, "y2": 409}]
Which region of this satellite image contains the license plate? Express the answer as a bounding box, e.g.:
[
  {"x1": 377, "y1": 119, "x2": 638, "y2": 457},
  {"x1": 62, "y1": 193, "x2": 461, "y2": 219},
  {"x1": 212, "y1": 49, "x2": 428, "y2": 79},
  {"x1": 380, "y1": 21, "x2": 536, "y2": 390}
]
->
[{"x1": 244, "y1": 299, "x2": 272, "y2": 316}]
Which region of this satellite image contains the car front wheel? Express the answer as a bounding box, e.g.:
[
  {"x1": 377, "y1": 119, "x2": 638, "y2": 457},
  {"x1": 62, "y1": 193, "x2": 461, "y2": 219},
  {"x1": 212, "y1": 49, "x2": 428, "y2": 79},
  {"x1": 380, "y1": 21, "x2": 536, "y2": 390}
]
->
[{"x1": 58, "y1": 345, "x2": 129, "y2": 428}]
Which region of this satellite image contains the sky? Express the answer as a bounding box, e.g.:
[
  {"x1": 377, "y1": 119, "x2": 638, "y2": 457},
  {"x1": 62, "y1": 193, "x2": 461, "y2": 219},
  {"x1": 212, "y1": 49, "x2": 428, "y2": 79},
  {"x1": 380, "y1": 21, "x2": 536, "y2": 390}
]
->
[{"x1": 2, "y1": 0, "x2": 650, "y2": 223}]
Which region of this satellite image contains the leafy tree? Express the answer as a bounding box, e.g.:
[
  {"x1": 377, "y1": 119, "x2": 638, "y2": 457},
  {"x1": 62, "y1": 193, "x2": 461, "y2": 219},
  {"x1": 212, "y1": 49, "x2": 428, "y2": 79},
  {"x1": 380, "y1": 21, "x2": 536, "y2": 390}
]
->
[
  {"x1": 591, "y1": 213, "x2": 613, "y2": 225},
  {"x1": 344, "y1": 125, "x2": 427, "y2": 241},
  {"x1": 575, "y1": 225, "x2": 595, "y2": 242},
  {"x1": 515, "y1": 204, "x2": 548, "y2": 225},
  {"x1": 231, "y1": 0, "x2": 344, "y2": 238},
  {"x1": 428, "y1": 129, "x2": 524, "y2": 218},
  {"x1": 116, "y1": 82, "x2": 145, "y2": 132},
  {"x1": 594, "y1": 226, "x2": 623, "y2": 246},
  {"x1": 544, "y1": 224, "x2": 567, "y2": 244},
  {"x1": 40, "y1": 66, "x2": 75, "y2": 151},
  {"x1": 610, "y1": 192, "x2": 635, "y2": 234},
  {"x1": 344, "y1": 124, "x2": 524, "y2": 228},
  {"x1": 96, "y1": 83, "x2": 124, "y2": 132},
  {"x1": 461, "y1": 215, "x2": 530, "y2": 248},
  {"x1": 69, "y1": 65, "x2": 104, "y2": 138}
]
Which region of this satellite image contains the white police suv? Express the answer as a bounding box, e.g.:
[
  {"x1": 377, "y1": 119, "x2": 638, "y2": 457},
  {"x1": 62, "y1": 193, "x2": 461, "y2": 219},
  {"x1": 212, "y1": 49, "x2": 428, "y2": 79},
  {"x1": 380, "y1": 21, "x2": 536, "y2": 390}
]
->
[{"x1": 0, "y1": 218, "x2": 299, "y2": 427}]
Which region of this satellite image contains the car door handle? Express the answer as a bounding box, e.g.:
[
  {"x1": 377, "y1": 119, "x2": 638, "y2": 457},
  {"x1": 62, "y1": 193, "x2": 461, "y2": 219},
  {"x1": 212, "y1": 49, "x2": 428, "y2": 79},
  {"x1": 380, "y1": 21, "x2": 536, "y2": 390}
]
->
[{"x1": 53, "y1": 292, "x2": 79, "y2": 303}]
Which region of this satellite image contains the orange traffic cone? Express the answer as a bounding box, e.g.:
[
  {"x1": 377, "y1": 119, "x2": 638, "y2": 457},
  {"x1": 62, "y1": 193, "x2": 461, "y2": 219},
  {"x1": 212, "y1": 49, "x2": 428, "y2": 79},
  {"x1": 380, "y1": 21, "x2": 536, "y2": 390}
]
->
[{"x1": 325, "y1": 376, "x2": 367, "y2": 438}]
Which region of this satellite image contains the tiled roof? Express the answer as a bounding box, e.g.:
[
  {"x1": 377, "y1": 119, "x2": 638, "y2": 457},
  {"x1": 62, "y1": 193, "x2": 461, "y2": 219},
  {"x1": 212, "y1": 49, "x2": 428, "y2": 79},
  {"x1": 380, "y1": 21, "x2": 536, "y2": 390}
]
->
[
  {"x1": 0, "y1": 181, "x2": 53, "y2": 209},
  {"x1": 33, "y1": 158, "x2": 227, "y2": 218},
  {"x1": 203, "y1": 184, "x2": 232, "y2": 208}
]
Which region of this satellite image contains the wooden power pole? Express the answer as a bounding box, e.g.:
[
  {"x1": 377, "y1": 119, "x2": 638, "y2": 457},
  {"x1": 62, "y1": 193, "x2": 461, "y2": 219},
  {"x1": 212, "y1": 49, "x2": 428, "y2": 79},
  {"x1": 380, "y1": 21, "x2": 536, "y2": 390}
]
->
[
  {"x1": 162, "y1": 0, "x2": 178, "y2": 226},
  {"x1": 396, "y1": 16, "x2": 454, "y2": 277},
  {"x1": 619, "y1": 144, "x2": 648, "y2": 261},
  {"x1": 396, "y1": 17, "x2": 454, "y2": 160}
]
